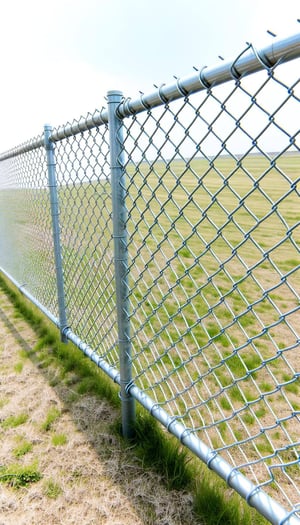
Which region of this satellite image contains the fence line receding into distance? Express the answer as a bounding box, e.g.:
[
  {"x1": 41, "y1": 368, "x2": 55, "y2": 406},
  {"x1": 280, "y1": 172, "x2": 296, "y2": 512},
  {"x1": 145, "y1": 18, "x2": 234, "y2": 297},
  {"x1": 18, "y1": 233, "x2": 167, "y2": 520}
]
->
[{"x1": 0, "y1": 32, "x2": 299, "y2": 525}]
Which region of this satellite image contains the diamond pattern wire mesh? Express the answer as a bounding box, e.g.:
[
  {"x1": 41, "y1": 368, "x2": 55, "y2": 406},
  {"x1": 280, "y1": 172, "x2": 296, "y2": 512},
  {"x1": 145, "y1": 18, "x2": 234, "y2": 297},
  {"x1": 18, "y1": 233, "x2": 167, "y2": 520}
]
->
[
  {"x1": 123, "y1": 60, "x2": 300, "y2": 509},
  {"x1": 0, "y1": 43, "x2": 299, "y2": 522},
  {"x1": 0, "y1": 140, "x2": 58, "y2": 316},
  {"x1": 53, "y1": 118, "x2": 119, "y2": 365}
]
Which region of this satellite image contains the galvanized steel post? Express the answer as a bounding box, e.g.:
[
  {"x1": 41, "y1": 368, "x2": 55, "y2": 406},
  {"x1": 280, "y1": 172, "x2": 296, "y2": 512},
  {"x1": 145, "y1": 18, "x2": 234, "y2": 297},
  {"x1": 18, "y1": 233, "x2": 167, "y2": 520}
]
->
[
  {"x1": 107, "y1": 91, "x2": 135, "y2": 439},
  {"x1": 44, "y1": 124, "x2": 68, "y2": 343}
]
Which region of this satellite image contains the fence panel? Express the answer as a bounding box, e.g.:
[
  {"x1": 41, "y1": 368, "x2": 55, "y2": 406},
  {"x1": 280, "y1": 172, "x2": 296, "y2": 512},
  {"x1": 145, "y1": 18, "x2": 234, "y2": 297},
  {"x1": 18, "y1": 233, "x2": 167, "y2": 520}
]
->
[
  {"x1": 121, "y1": 55, "x2": 300, "y2": 517},
  {"x1": 0, "y1": 138, "x2": 58, "y2": 317},
  {"x1": 52, "y1": 117, "x2": 120, "y2": 364},
  {"x1": 0, "y1": 33, "x2": 299, "y2": 524}
]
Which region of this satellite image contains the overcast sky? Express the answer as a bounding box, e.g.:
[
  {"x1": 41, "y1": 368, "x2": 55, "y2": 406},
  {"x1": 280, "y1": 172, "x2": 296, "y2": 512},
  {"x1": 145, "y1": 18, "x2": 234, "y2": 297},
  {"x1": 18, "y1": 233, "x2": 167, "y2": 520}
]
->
[{"x1": 0, "y1": 0, "x2": 299, "y2": 150}]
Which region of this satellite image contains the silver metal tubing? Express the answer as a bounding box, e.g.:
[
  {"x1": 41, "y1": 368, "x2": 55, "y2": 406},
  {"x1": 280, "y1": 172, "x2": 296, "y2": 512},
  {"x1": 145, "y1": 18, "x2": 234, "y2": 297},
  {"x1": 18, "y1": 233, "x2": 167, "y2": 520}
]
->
[
  {"x1": 0, "y1": 33, "x2": 298, "y2": 151},
  {"x1": 44, "y1": 125, "x2": 69, "y2": 342},
  {"x1": 117, "y1": 32, "x2": 300, "y2": 118},
  {"x1": 128, "y1": 384, "x2": 300, "y2": 525},
  {"x1": 0, "y1": 136, "x2": 44, "y2": 161},
  {"x1": 107, "y1": 90, "x2": 136, "y2": 439},
  {"x1": 49, "y1": 108, "x2": 108, "y2": 143},
  {"x1": 64, "y1": 329, "x2": 121, "y2": 385},
  {"x1": 2, "y1": 262, "x2": 299, "y2": 524}
]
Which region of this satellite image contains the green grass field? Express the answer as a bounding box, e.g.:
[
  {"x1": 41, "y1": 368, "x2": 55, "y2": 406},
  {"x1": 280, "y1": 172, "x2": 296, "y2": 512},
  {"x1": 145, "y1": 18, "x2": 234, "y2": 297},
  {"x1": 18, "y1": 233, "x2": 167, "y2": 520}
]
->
[{"x1": 0, "y1": 152, "x2": 299, "y2": 509}]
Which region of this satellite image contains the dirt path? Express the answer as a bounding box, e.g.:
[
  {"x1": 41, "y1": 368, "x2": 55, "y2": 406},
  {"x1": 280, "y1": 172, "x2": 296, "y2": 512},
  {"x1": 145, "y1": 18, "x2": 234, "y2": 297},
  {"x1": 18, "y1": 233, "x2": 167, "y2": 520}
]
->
[{"x1": 0, "y1": 291, "x2": 197, "y2": 525}]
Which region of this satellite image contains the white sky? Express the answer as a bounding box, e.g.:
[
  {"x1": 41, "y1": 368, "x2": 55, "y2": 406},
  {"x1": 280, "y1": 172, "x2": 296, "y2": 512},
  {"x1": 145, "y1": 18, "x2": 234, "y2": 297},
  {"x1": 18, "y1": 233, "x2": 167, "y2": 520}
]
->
[{"x1": 0, "y1": 0, "x2": 299, "y2": 150}]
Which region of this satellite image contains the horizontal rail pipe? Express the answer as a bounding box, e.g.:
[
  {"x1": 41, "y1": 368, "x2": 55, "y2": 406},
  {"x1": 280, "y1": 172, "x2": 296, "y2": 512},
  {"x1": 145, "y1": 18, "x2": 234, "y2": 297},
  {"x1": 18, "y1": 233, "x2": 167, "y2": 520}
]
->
[
  {"x1": 1, "y1": 264, "x2": 299, "y2": 524},
  {"x1": 64, "y1": 329, "x2": 121, "y2": 386},
  {"x1": 49, "y1": 108, "x2": 108, "y2": 143},
  {"x1": 0, "y1": 136, "x2": 44, "y2": 161},
  {"x1": 128, "y1": 383, "x2": 300, "y2": 525},
  {"x1": 0, "y1": 267, "x2": 60, "y2": 327},
  {"x1": 0, "y1": 32, "x2": 298, "y2": 154},
  {"x1": 117, "y1": 32, "x2": 300, "y2": 118}
]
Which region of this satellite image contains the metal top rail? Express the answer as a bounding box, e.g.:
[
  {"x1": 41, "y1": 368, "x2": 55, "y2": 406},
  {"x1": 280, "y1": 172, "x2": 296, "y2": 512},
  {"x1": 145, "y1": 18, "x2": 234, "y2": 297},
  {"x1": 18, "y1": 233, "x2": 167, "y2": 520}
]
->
[
  {"x1": 50, "y1": 31, "x2": 300, "y2": 142},
  {"x1": 0, "y1": 31, "x2": 299, "y2": 159},
  {"x1": 0, "y1": 135, "x2": 44, "y2": 161},
  {"x1": 116, "y1": 31, "x2": 300, "y2": 117}
]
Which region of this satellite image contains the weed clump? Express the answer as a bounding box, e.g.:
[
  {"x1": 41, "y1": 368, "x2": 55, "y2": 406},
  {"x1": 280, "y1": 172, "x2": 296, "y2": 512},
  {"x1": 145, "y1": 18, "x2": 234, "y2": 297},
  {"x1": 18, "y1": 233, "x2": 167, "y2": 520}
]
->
[
  {"x1": 41, "y1": 407, "x2": 61, "y2": 432},
  {"x1": 43, "y1": 478, "x2": 63, "y2": 499},
  {"x1": 1, "y1": 413, "x2": 28, "y2": 429},
  {"x1": 0, "y1": 462, "x2": 41, "y2": 488}
]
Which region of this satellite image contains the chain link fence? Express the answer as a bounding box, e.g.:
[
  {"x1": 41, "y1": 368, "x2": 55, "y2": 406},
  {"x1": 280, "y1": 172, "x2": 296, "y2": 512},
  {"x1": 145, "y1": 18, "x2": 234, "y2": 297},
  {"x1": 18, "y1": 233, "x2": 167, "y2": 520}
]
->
[
  {"x1": 0, "y1": 138, "x2": 58, "y2": 316},
  {"x1": 0, "y1": 33, "x2": 299, "y2": 524}
]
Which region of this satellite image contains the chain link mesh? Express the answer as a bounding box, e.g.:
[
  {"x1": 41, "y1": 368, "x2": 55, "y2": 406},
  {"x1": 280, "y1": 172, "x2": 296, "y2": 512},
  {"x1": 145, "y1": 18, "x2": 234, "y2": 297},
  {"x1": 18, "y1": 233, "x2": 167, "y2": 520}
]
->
[
  {"x1": 123, "y1": 59, "x2": 300, "y2": 511},
  {"x1": 53, "y1": 117, "x2": 119, "y2": 364},
  {"x1": 0, "y1": 42, "x2": 299, "y2": 521},
  {"x1": 0, "y1": 138, "x2": 58, "y2": 316}
]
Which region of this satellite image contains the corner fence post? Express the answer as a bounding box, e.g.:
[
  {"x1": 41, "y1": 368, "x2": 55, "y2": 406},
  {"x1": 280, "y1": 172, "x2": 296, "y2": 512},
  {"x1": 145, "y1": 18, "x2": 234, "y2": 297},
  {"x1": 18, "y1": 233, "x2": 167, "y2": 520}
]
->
[
  {"x1": 44, "y1": 124, "x2": 68, "y2": 343},
  {"x1": 107, "y1": 91, "x2": 135, "y2": 439}
]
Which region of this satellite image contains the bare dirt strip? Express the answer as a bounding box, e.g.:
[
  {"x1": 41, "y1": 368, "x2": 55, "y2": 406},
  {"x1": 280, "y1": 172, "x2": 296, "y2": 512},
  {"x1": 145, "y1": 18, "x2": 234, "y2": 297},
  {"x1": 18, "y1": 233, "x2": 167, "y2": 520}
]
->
[{"x1": 0, "y1": 291, "x2": 197, "y2": 525}]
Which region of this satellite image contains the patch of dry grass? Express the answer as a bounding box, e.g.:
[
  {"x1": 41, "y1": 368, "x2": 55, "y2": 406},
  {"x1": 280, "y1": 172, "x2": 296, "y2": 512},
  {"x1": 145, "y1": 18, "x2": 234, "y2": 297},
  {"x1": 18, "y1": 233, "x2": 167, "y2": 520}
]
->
[{"x1": 0, "y1": 290, "x2": 198, "y2": 525}]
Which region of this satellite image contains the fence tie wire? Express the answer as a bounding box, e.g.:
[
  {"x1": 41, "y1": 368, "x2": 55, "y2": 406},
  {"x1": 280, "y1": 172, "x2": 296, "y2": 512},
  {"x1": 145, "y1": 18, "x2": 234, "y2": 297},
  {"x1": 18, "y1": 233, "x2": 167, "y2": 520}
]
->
[
  {"x1": 199, "y1": 66, "x2": 211, "y2": 89},
  {"x1": 158, "y1": 84, "x2": 169, "y2": 104}
]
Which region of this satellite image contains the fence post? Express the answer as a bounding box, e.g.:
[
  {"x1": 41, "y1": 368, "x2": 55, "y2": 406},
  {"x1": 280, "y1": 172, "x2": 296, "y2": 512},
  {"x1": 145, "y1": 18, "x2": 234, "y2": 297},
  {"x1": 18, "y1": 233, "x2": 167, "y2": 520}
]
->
[
  {"x1": 107, "y1": 91, "x2": 135, "y2": 439},
  {"x1": 44, "y1": 124, "x2": 68, "y2": 343}
]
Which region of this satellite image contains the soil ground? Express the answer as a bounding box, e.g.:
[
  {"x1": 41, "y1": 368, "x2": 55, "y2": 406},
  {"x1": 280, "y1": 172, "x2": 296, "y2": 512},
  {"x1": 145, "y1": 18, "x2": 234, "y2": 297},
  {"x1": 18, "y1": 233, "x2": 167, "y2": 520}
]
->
[{"x1": 0, "y1": 290, "x2": 198, "y2": 525}]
